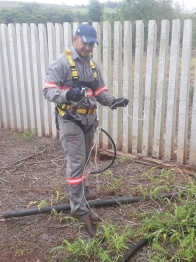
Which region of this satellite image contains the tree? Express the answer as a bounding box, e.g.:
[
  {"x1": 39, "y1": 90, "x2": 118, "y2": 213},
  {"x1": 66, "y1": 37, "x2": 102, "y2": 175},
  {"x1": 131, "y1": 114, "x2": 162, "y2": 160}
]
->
[
  {"x1": 0, "y1": 3, "x2": 73, "y2": 25},
  {"x1": 88, "y1": 0, "x2": 104, "y2": 23}
]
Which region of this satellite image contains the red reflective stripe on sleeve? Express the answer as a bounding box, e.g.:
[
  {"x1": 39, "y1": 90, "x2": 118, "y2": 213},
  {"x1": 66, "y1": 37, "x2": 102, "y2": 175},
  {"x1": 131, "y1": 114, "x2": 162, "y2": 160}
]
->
[
  {"x1": 86, "y1": 90, "x2": 93, "y2": 97},
  {"x1": 94, "y1": 86, "x2": 108, "y2": 97},
  {"x1": 67, "y1": 174, "x2": 86, "y2": 185},
  {"x1": 44, "y1": 82, "x2": 70, "y2": 91}
]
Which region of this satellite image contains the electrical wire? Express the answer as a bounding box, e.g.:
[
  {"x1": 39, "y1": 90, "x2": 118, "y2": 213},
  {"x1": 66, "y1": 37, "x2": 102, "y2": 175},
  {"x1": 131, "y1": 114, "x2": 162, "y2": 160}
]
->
[{"x1": 89, "y1": 127, "x2": 117, "y2": 175}]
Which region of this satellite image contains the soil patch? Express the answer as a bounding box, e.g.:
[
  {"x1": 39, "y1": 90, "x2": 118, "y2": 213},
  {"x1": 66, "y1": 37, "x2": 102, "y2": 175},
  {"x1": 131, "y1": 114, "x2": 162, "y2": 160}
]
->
[{"x1": 0, "y1": 129, "x2": 191, "y2": 261}]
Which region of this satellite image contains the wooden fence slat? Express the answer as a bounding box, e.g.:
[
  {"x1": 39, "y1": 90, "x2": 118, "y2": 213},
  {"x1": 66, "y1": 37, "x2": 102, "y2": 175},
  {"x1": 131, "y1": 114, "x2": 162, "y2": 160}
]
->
[
  {"x1": 164, "y1": 20, "x2": 181, "y2": 161},
  {"x1": 8, "y1": 24, "x2": 23, "y2": 132},
  {"x1": 0, "y1": 26, "x2": 9, "y2": 129},
  {"x1": 177, "y1": 19, "x2": 192, "y2": 164},
  {"x1": 113, "y1": 21, "x2": 122, "y2": 151},
  {"x1": 189, "y1": 65, "x2": 196, "y2": 164},
  {"x1": 73, "y1": 22, "x2": 79, "y2": 37},
  {"x1": 92, "y1": 22, "x2": 102, "y2": 147},
  {"x1": 55, "y1": 23, "x2": 63, "y2": 57},
  {"x1": 63, "y1": 22, "x2": 72, "y2": 50},
  {"x1": 16, "y1": 23, "x2": 28, "y2": 131},
  {"x1": 142, "y1": 20, "x2": 157, "y2": 156},
  {"x1": 22, "y1": 23, "x2": 36, "y2": 132},
  {"x1": 102, "y1": 21, "x2": 112, "y2": 149},
  {"x1": 122, "y1": 21, "x2": 132, "y2": 153},
  {"x1": 153, "y1": 20, "x2": 169, "y2": 159},
  {"x1": 132, "y1": 21, "x2": 144, "y2": 154},
  {"x1": 31, "y1": 23, "x2": 44, "y2": 137},
  {"x1": 38, "y1": 24, "x2": 51, "y2": 137},
  {"x1": 1, "y1": 24, "x2": 15, "y2": 130},
  {"x1": 0, "y1": 36, "x2": 7, "y2": 128},
  {"x1": 0, "y1": 50, "x2": 3, "y2": 127},
  {"x1": 47, "y1": 23, "x2": 58, "y2": 138}
]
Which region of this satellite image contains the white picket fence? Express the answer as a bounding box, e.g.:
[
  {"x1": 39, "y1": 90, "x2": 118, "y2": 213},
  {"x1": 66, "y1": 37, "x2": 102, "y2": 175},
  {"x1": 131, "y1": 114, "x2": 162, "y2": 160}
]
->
[{"x1": 0, "y1": 20, "x2": 196, "y2": 165}]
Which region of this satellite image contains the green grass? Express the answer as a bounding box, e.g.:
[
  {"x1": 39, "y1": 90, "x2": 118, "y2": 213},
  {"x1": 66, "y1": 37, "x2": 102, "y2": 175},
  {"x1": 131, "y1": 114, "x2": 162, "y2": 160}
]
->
[
  {"x1": 48, "y1": 169, "x2": 196, "y2": 262},
  {"x1": 13, "y1": 131, "x2": 34, "y2": 142}
]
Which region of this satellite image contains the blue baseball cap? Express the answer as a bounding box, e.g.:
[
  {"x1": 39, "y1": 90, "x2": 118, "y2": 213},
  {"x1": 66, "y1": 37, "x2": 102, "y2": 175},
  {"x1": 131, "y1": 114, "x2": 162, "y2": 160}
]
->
[{"x1": 75, "y1": 24, "x2": 99, "y2": 45}]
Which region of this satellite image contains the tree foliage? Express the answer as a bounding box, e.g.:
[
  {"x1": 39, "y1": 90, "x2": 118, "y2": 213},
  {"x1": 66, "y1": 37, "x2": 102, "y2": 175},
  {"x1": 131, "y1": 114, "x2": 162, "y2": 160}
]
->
[
  {"x1": 0, "y1": 0, "x2": 195, "y2": 47},
  {"x1": 87, "y1": 0, "x2": 104, "y2": 23},
  {"x1": 0, "y1": 3, "x2": 73, "y2": 24}
]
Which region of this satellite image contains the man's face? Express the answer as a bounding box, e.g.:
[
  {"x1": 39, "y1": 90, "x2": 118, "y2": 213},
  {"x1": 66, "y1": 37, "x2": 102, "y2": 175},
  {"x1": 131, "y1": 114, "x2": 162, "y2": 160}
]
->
[{"x1": 73, "y1": 36, "x2": 95, "y2": 59}]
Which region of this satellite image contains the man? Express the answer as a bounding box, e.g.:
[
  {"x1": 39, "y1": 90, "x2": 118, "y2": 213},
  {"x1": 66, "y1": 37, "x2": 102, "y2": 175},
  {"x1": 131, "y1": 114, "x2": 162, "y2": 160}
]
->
[{"x1": 43, "y1": 24, "x2": 129, "y2": 237}]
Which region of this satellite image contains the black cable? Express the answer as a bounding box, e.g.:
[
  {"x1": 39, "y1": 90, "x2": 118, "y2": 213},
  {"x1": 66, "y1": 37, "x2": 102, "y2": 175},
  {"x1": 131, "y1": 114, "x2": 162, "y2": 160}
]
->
[
  {"x1": 90, "y1": 127, "x2": 117, "y2": 175},
  {"x1": 121, "y1": 239, "x2": 149, "y2": 262},
  {"x1": 3, "y1": 193, "x2": 177, "y2": 218}
]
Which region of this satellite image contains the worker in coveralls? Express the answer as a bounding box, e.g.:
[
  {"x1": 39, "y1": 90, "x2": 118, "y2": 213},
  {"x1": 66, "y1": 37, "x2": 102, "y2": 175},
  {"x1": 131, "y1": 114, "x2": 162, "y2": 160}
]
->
[{"x1": 43, "y1": 24, "x2": 129, "y2": 237}]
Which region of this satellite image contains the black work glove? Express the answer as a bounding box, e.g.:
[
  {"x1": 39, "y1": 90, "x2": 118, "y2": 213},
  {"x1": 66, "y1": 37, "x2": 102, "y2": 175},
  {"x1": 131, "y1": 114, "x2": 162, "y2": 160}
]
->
[
  {"x1": 66, "y1": 88, "x2": 85, "y2": 102},
  {"x1": 111, "y1": 98, "x2": 129, "y2": 110}
]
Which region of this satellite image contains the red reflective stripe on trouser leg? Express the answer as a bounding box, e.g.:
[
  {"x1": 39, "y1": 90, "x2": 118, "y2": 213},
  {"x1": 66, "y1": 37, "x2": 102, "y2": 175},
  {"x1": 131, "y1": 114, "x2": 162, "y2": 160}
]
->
[{"x1": 67, "y1": 174, "x2": 86, "y2": 185}]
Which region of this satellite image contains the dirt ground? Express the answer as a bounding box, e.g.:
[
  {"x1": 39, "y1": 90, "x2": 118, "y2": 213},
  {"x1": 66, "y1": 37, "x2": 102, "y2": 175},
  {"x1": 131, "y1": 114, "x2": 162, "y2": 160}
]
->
[{"x1": 0, "y1": 128, "x2": 192, "y2": 262}]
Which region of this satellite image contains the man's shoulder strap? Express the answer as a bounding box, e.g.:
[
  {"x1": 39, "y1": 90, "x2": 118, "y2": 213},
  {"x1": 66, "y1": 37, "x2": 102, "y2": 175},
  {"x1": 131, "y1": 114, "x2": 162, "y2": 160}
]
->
[
  {"x1": 64, "y1": 49, "x2": 98, "y2": 83},
  {"x1": 64, "y1": 49, "x2": 78, "y2": 82}
]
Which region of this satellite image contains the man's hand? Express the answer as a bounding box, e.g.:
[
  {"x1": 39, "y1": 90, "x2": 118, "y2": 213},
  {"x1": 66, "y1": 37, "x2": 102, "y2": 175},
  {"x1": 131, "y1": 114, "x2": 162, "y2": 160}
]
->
[
  {"x1": 66, "y1": 88, "x2": 85, "y2": 102},
  {"x1": 111, "y1": 98, "x2": 129, "y2": 110}
]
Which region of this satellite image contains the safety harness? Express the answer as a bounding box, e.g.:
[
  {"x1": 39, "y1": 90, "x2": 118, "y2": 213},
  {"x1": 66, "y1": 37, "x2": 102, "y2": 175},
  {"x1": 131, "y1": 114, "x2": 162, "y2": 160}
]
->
[
  {"x1": 55, "y1": 49, "x2": 98, "y2": 133},
  {"x1": 64, "y1": 49, "x2": 98, "y2": 85}
]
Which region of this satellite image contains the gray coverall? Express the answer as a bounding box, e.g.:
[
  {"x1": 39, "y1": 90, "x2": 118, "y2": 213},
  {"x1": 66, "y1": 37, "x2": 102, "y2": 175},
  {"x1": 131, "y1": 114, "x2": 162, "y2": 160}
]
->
[{"x1": 43, "y1": 46, "x2": 115, "y2": 217}]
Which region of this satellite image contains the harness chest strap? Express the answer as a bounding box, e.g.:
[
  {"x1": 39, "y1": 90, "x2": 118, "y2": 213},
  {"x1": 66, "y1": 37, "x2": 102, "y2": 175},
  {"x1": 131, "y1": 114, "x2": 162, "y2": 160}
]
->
[
  {"x1": 57, "y1": 49, "x2": 97, "y2": 116},
  {"x1": 64, "y1": 49, "x2": 98, "y2": 82}
]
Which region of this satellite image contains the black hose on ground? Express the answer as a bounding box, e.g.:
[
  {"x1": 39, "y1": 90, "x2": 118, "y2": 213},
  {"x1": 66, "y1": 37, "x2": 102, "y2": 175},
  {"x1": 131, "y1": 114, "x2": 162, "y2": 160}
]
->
[
  {"x1": 121, "y1": 239, "x2": 149, "y2": 262},
  {"x1": 90, "y1": 127, "x2": 117, "y2": 175},
  {"x1": 2, "y1": 192, "x2": 177, "y2": 219}
]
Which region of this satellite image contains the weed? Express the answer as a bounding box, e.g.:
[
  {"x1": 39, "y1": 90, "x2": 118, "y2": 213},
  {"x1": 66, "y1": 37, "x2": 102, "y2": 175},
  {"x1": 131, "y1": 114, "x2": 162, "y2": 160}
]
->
[
  {"x1": 15, "y1": 249, "x2": 24, "y2": 257},
  {"x1": 51, "y1": 189, "x2": 67, "y2": 205},
  {"x1": 37, "y1": 200, "x2": 48, "y2": 210},
  {"x1": 117, "y1": 155, "x2": 130, "y2": 163},
  {"x1": 137, "y1": 184, "x2": 196, "y2": 262},
  {"x1": 13, "y1": 131, "x2": 34, "y2": 142},
  {"x1": 48, "y1": 208, "x2": 77, "y2": 224},
  {"x1": 49, "y1": 224, "x2": 132, "y2": 262}
]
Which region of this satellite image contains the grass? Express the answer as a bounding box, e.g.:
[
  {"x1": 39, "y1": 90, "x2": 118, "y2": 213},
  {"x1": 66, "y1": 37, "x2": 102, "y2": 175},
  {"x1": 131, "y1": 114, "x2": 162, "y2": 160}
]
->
[
  {"x1": 49, "y1": 168, "x2": 196, "y2": 262},
  {"x1": 13, "y1": 131, "x2": 34, "y2": 142}
]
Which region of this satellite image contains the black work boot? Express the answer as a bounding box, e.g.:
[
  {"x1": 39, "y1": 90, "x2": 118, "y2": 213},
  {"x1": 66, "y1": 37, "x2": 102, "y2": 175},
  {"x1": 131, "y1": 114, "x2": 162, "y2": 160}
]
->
[
  {"x1": 71, "y1": 212, "x2": 96, "y2": 237},
  {"x1": 90, "y1": 211, "x2": 102, "y2": 223}
]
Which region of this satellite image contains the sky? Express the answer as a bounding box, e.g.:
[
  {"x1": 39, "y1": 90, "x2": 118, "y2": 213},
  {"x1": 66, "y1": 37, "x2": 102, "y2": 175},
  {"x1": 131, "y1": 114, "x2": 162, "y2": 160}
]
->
[{"x1": 8, "y1": 0, "x2": 196, "y2": 11}]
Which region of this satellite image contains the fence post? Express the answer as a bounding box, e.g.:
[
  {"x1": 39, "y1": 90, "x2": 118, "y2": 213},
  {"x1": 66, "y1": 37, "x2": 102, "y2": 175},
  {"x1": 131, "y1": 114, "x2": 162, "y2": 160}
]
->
[
  {"x1": 122, "y1": 21, "x2": 132, "y2": 153},
  {"x1": 164, "y1": 20, "x2": 181, "y2": 161},
  {"x1": 153, "y1": 20, "x2": 169, "y2": 159},
  {"x1": 142, "y1": 20, "x2": 157, "y2": 156},
  {"x1": 22, "y1": 23, "x2": 37, "y2": 132},
  {"x1": 132, "y1": 21, "x2": 144, "y2": 154},
  {"x1": 113, "y1": 21, "x2": 122, "y2": 151},
  {"x1": 31, "y1": 23, "x2": 44, "y2": 137},
  {"x1": 177, "y1": 19, "x2": 192, "y2": 164},
  {"x1": 0, "y1": 52, "x2": 3, "y2": 127},
  {"x1": 38, "y1": 24, "x2": 52, "y2": 136},
  {"x1": 55, "y1": 23, "x2": 64, "y2": 57},
  {"x1": 0, "y1": 32, "x2": 8, "y2": 129},
  {"x1": 47, "y1": 23, "x2": 58, "y2": 138},
  {"x1": 189, "y1": 65, "x2": 196, "y2": 165},
  {"x1": 1, "y1": 24, "x2": 15, "y2": 130},
  {"x1": 15, "y1": 23, "x2": 29, "y2": 132},
  {"x1": 92, "y1": 22, "x2": 102, "y2": 147},
  {"x1": 8, "y1": 24, "x2": 23, "y2": 132},
  {"x1": 73, "y1": 22, "x2": 79, "y2": 37},
  {"x1": 102, "y1": 21, "x2": 112, "y2": 149},
  {"x1": 63, "y1": 22, "x2": 72, "y2": 50}
]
